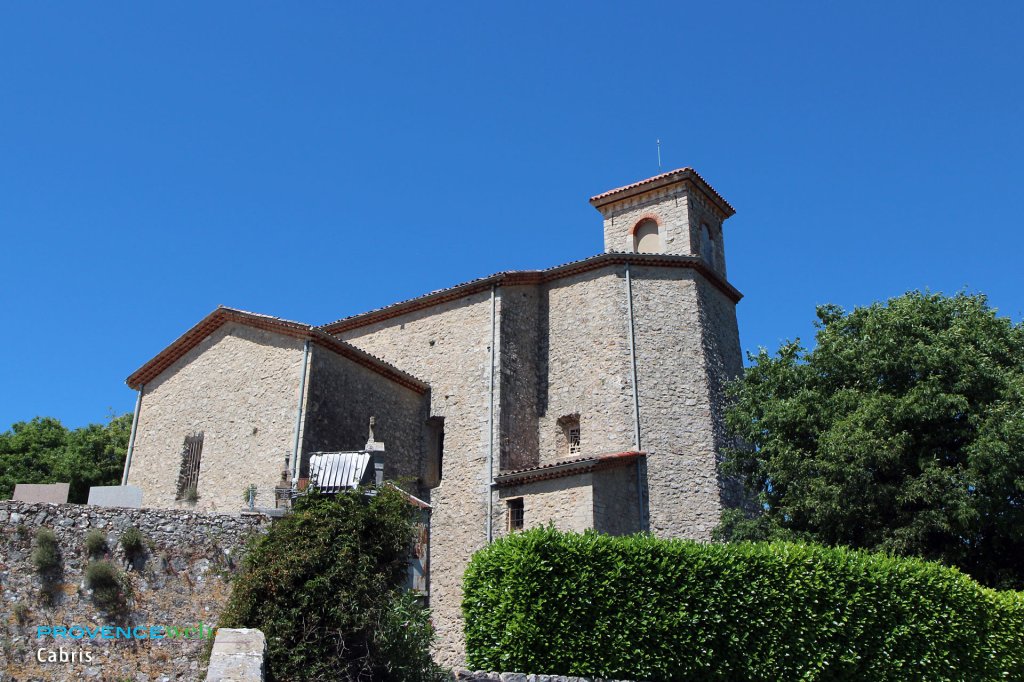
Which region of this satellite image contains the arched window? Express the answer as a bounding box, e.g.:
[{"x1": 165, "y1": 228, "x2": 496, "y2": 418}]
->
[
  {"x1": 633, "y1": 219, "x2": 660, "y2": 253},
  {"x1": 701, "y1": 223, "x2": 716, "y2": 265}
]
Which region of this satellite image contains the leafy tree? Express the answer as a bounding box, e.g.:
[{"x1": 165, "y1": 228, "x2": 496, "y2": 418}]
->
[
  {"x1": 0, "y1": 413, "x2": 131, "y2": 503},
  {"x1": 219, "y1": 486, "x2": 448, "y2": 682},
  {"x1": 718, "y1": 291, "x2": 1024, "y2": 589}
]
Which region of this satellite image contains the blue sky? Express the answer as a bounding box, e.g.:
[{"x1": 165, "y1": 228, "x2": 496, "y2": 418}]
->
[{"x1": 1, "y1": 2, "x2": 1022, "y2": 429}]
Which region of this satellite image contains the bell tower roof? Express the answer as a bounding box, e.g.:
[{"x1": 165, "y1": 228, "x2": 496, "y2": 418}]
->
[{"x1": 589, "y1": 167, "x2": 735, "y2": 218}]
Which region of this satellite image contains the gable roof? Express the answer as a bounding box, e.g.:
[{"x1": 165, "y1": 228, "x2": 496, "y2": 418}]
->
[
  {"x1": 589, "y1": 167, "x2": 735, "y2": 217},
  {"x1": 126, "y1": 306, "x2": 428, "y2": 394}
]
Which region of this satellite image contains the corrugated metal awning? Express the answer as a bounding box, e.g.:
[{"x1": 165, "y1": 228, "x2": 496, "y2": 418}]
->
[{"x1": 308, "y1": 452, "x2": 372, "y2": 492}]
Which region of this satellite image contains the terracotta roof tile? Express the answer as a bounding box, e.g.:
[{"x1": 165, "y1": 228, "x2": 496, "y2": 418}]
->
[
  {"x1": 493, "y1": 450, "x2": 644, "y2": 487},
  {"x1": 589, "y1": 167, "x2": 735, "y2": 216}
]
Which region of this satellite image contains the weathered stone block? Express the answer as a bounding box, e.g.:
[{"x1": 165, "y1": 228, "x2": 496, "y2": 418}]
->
[
  {"x1": 12, "y1": 482, "x2": 69, "y2": 504},
  {"x1": 87, "y1": 485, "x2": 143, "y2": 508},
  {"x1": 205, "y1": 628, "x2": 266, "y2": 681}
]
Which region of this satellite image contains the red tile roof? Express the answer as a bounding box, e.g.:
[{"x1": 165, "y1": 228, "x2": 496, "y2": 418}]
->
[
  {"x1": 493, "y1": 450, "x2": 644, "y2": 487},
  {"x1": 321, "y1": 252, "x2": 741, "y2": 333},
  {"x1": 126, "y1": 306, "x2": 428, "y2": 394},
  {"x1": 589, "y1": 167, "x2": 735, "y2": 216}
]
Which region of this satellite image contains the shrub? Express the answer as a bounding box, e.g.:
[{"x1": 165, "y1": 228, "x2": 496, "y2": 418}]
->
[
  {"x1": 12, "y1": 602, "x2": 29, "y2": 625},
  {"x1": 84, "y1": 529, "x2": 107, "y2": 558},
  {"x1": 31, "y1": 528, "x2": 61, "y2": 575},
  {"x1": 183, "y1": 486, "x2": 199, "y2": 503},
  {"x1": 463, "y1": 527, "x2": 1024, "y2": 682},
  {"x1": 84, "y1": 560, "x2": 126, "y2": 612},
  {"x1": 119, "y1": 527, "x2": 144, "y2": 557},
  {"x1": 220, "y1": 487, "x2": 447, "y2": 682}
]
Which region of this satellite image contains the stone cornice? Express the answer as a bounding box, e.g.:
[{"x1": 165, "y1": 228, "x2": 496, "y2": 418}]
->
[
  {"x1": 590, "y1": 168, "x2": 735, "y2": 219},
  {"x1": 321, "y1": 253, "x2": 742, "y2": 334}
]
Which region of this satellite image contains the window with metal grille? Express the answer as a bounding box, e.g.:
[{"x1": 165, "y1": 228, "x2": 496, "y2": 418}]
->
[
  {"x1": 175, "y1": 432, "x2": 204, "y2": 500},
  {"x1": 568, "y1": 427, "x2": 582, "y2": 454},
  {"x1": 557, "y1": 414, "x2": 582, "y2": 457},
  {"x1": 507, "y1": 498, "x2": 524, "y2": 532}
]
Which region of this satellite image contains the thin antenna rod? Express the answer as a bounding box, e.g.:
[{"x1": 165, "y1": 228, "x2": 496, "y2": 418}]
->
[{"x1": 656, "y1": 139, "x2": 662, "y2": 171}]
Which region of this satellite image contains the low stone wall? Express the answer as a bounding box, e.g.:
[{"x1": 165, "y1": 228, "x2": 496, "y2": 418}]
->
[
  {"x1": 0, "y1": 501, "x2": 270, "y2": 681},
  {"x1": 457, "y1": 671, "x2": 639, "y2": 682}
]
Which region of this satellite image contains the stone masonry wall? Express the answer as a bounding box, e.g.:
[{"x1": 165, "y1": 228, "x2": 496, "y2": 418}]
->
[
  {"x1": 301, "y1": 344, "x2": 428, "y2": 485},
  {"x1": 600, "y1": 186, "x2": 694, "y2": 256},
  {"x1": 494, "y1": 474, "x2": 594, "y2": 536},
  {"x1": 695, "y1": 278, "x2": 748, "y2": 511},
  {"x1": 539, "y1": 270, "x2": 635, "y2": 463},
  {"x1": 629, "y1": 267, "x2": 724, "y2": 540},
  {"x1": 0, "y1": 501, "x2": 269, "y2": 681},
  {"x1": 592, "y1": 466, "x2": 641, "y2": 536},
  {"x1": 127, "y1": 323, "x2": 305, "y2": 513},
  {"x1": 498, "y1": 285, "x2": 541, "y2": 472},
  {"x1": 335, "y1": 289, "x2": 496, "y2": 667}
]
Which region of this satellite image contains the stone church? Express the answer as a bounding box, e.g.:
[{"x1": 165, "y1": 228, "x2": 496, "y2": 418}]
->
[{"x1": 120, "y1": 167, "x2": 744, "y2": 664}]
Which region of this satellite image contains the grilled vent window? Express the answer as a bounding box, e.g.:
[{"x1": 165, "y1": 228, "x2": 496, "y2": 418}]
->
[
  {"x1": 176, "y1": 432, "x2": 204, "y2": 499},
  {"x1": 568, "y1": 427, "x2": 582, "y2": 454},
  {"x1": 507, "y1": 498, "x2": 524, "y2": 532}
]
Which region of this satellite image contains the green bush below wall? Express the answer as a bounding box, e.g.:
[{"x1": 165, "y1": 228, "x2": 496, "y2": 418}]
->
[{"x1": 463, "y1": 528, "x2": 1024, "y2": 682}]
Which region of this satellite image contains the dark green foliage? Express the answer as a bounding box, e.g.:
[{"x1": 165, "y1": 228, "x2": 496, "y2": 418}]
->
[
  {"x1": 32, "y1": 528, "x2": 61, "y2": 575},
  {"x1": 119, "y1": 527, "x2": 145, "y2": 557},
  {"x1": 719, "y1": 291, "x2": 1024, "y2": 589},
  {"x1": 84, "y1": 560, "x2": 126, "y2": 612},
  {"x1": 463, "y1": 528, "x2": 1024, "y2": 682},
  {"x1": 374, "y1": 592, "x2": 450, "y2": 682},
  {"x1": 0, "y1": 413, "x2": 132, "y2": 503},
  {"x1": 220, "y1": 487, "x2": 447, "y2": 682},
  {"x1": 84, "y1": 529, "x2": 108, "y2": 558}
]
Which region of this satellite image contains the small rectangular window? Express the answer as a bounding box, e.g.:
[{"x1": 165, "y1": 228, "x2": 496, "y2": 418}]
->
[
  {"x1": 176, "y1": 432, "x2": 204, "y2": 499},
  {"x1": 568, "y1": 427, "x2": 582, "y2": 454},
  {"x1": 507, "y1": 498, "x2": 524, "y2": 532}
]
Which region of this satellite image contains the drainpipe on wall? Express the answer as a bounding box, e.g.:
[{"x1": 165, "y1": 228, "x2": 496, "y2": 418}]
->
[
  {"x1": 625, "y1": 263, "x2": 641, "y2": 451},
  {"x1": 120, "y1": 385, "x2": 144, "y2": 485},
  {"x1": 626, "y1": 264, "x2": 649, "y2": 531},
  {"x1": 486, "y1": 284, "x2": 497, "y2": 544},
  {"x1": 291, "y1": 341, "x2": 311, "y2": 486}
]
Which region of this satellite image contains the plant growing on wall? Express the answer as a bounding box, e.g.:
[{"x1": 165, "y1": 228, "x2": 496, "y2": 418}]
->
[
  {"x1": 84, "y1": 529, "x2": 107, "y2": 558},
  {"x1": 32, "y1": 528, "x2": 61, "y2": 575},
  {"x1": 220, "y1": 486, "x2": 448, "y2": 682},
  {"x1": 119, "y1": 527, "x2": 145, "y2": 558},
  {"x1": 85, "y1": 560, "x2": 129, "y2": 612}
]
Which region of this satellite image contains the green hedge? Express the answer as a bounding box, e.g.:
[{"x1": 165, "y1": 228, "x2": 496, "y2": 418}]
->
[{"x1": 463, "y1": 528, "x2": 1024, "y2": 681}]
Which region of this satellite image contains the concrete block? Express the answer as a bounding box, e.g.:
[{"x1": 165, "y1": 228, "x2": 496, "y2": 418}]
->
[
  {"x1": 87, "y1": 485, "x2": 143, "y2": 508},
  {"x1": 12, "y1": 482, "x2": 69, "y2": 504},
  {"x1": 206, "y1": 628, "x2": 266, "y2": 681}
]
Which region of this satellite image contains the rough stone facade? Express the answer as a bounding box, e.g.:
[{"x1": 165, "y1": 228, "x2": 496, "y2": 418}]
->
[
  {"x1": 0, "y1": 501, "x2": 269, "y2": 681},
  {"x1": 127, "y1": 323, "x2": 306, "y2": 512},
  {"x1": 300, "y1": 344, "x2": 428, "y2": 483},
  {"x1": 120, "y1": 167, "x2": 745, "y2": 668},
  {"x1": 334, "y1": 290, "x2": 496, "y2": 665}
]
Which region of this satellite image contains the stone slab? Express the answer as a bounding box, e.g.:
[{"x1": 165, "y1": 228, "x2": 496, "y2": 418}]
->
[
  {"x1": 206, "y1": 628, "x2": 266, "y2": 681},
  {"x1": 87, "y1": 485, "x2": 143, "y2": 508},
  {"x1": 11, "y1": 483, "x2": 69, "y2": 504}
]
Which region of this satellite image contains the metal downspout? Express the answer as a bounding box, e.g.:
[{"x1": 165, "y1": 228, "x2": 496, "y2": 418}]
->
[
  {"x1": 625, "y1": 263, "x2": 641, "y2": 450},
  {"x1": 291, "y1": 341, "x2": 311, "y2": 485},
  {"x1": 625, "y1": 263, "x2": 647, "y2": 530},
  {"x1": 121, "y1": 385, "x2": 144, "y2": 485},
  {"x1": 486, "y1": 284, "x2": 497, "y2": 544}
]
